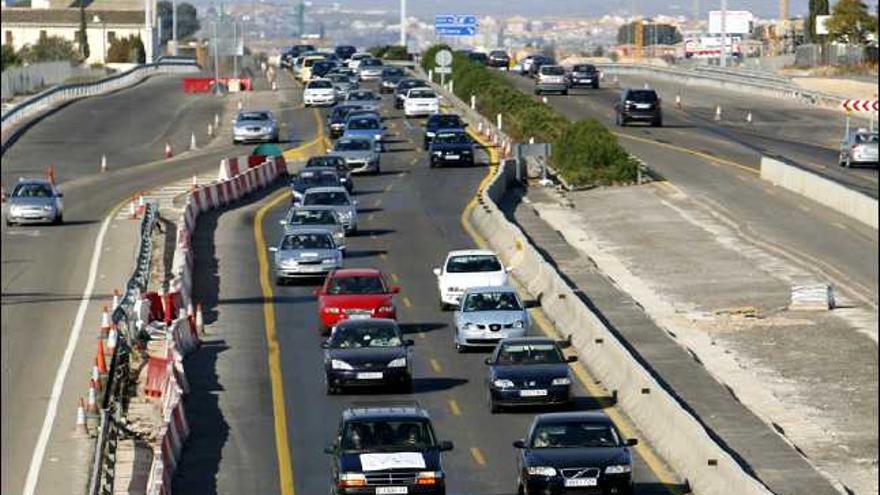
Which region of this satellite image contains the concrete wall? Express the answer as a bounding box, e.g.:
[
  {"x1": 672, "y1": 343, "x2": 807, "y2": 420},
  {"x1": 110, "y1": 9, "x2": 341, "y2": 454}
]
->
[{"x1": 760, "y1": 156, "x2": 878, "y2": 229}]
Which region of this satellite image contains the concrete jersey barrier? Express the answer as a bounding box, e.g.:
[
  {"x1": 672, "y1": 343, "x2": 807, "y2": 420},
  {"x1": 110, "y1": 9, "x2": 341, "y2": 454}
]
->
[{"x1": 760, "y1": 155, "x2": 878, "y2": 229}]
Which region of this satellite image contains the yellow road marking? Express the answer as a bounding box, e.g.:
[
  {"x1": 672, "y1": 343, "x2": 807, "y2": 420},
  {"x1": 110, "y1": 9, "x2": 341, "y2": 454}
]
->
[
  {"x1": 615, "y1": 131, "x2": 759, "y2": 176},
  {"x1": 254, "y1": 188, "x2": 297, "y2": 495},
  {"x1": 390, "y1": 273, "x2": 400, "y2": 283},
  {"x1": 367, "y1": 213, "x2": 375, "y2": 221},
  {"x1": 402, "y1": 296, "x2": 413, "y2": 308},
  {"x1": 379, "y1": 253, "x2": 387, "y2": 260},
  {"x1": 429, "y1": 358, "x2": 442, "y2": 373},
  {"x1": 461, "y1": 128, "x2": 683, "y2": 494},
  {"x1": 374, "y1": 198, "x2": 383, "y2": 207},
  {"x1": 447, "y1": 399, "x2": 461, "y2": 416},
  {"x1": 385, "y1": 183, "x2": 394, "y2": 192},
  {"x1": 469, "y1": 447, "x2": 487, "y2": 466}
]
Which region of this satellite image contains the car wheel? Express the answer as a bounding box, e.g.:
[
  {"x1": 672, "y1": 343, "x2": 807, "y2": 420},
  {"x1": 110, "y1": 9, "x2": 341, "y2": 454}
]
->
[
  {"x1": 399, "y1": 377, "x2": 413, "y2": 393},
  {"x1": 5, "y1": 217, "x2": 13, "y2": 227},
  {"x1": 54, "y1": 214, "x2": 63, "y2": 225},
  {"x1": 517, "y1": 480, "x2": 525, "y2": 495},
  {"x1": 534, "y1": 89, "x2": 541, "y2": 95},
  {"x1": 439, "y1": 301, "x2": 449, "y2": 311},
  {"x1": 325, "y1": 381, "x2": 337, "y2": 395},
  {"x1": 561, "y1": 89, "x2": 568, "y2": 96},
  {"x1": 488, "y1": 390, "x2": 500, "y2": 414},
  {"x1": 275, "y1": 277, "x2": 286, "y2": 286},
  {"x1": 318, "y1": 323, "x2": 330, "y2": 336}
]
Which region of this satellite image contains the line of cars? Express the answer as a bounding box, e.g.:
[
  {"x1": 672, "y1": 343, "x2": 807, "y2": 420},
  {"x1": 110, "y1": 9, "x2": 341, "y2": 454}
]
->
[{"x1": 270, "y1": 46, "x2": 638, "y2": 495}]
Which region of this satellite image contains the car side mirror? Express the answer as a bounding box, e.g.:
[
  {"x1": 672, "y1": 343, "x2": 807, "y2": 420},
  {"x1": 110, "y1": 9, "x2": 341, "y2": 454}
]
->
[
  {"x1": 389, "y1": 284, "x2": 400, "y2": 294},
  {"x1": 513, "y1": 439, "x2": 526, "y2": 449},
  {"x1": 320, "y1": 341, "x2": 330, "y2": 349},
  {"x1": 404, "y1": 339, "x2": 415, "y2": 346},
  {"x1": 439, "y1": 440, "x2": 454, "y2": 452},
  {"x1": 566, "y1": 355, "x2": 578, "y2": 363},
  {"x1": 323, "y1": 444, "x2": 336, "y2": 454},
  {"x1": 505, "y1": 266, "x2": 513, "y2": 272},
  {"x1": 268, "y1": 246, "x2": 278, "y2": 252},
  {"x1": 432, "y1": 268, "x2": 441, "y2": 277},
  {"x1": 626, "y1": 438, "x2": 639, "y2": 447},
  {"x1": 483, "y1": 357, "x2": 493, "y2": 365}
]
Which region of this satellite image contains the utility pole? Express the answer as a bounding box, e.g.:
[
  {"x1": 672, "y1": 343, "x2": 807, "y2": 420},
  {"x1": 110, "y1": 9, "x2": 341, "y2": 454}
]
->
[
  {"x1": 212, "y1": 20, "x2": 220, "y2": 94},
  {"x1": 233, "y1": 21, "x2": 238, "y2": 77},
  {"x1": 720, "y1": 0, "x2": 728, "y2": 67},
  {"x1": 171, "y1": 0, "x2": 177, "y2": 55},
  {"x1": 399, "y1": 0, "x2": 407, "y2": 47}
]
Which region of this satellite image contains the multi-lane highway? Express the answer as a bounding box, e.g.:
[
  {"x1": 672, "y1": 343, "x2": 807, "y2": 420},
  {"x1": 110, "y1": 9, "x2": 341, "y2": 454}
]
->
[{"x1": 173, "y1": 73, "x2": 690, "y2": 494}]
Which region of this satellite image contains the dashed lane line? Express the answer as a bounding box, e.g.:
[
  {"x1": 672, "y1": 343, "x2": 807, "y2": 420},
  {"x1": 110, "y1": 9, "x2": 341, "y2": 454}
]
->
[
  {"x1": 429, "y1": 358, "x2": 442, "y2": 373},
  {"x1": 447, "y1": 399, "x2": 461, "y2": 416},
  {"x1": 469, "y1": 447, "x2": 487, "y2": 466}
]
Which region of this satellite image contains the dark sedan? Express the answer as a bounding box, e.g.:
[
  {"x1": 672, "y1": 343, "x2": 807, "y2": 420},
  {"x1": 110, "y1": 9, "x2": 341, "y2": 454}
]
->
[
  {"x1": 394, "y1": 78, "x2": 430, "y2": 109},
  {"x1": 379, "y1": 67, "x2": 406, "y2": 93},
  {"x1": 485, "y1": 338, "x2": 575, "y2": 412},
  {"x1": 423, "y1": 113, "x2": 467, "y2": 150},
  {"x1": 328, "y1": 104, "x2": 365, "y2": 138},
  {"x1": 428, "y1": 131, "x2": 475, "y2": 168},
  {"x1": 514, "y1": 412, "x2": 638, "y2": 495},
  {"x1": 488, "y1": 49, "x2": 510, "y2": 68},
  {"x1": 306, "y1": 155, "x2": 353, "y2": 192},
  {"x1": 322, "y1": 319, "x2": 414, "y2": 393},
  {"x1": 290, "y1": 168, "x2": 344, "y2": 205},
  {"x1": 568, "y1": 64, "x2": 600, "y2": 89},
  {"x1": 614, "y1": 88, "x2": 663, "y2": 127}
]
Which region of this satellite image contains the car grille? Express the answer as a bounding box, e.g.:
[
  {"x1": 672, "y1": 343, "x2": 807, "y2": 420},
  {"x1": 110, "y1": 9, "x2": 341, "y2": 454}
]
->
[
  {"x1": 560, "y1": 467, "x2": 601, "y2": 479},
  {"x1": 474, "y1": 323, "x2": 514, "y2": 331},
  {"x1": 466, "y1": 338, "x2": 502, "y2": 345},
  {"x1": 365, "y1": 471, "x2": 419, "y2": 485},
  {"x1": 344, "y1": 308, "x2": 372, "y2": 316},
  {"x1": 297, "y1": 259, "x2": 322, "y2": 265},
  {"x1": 515, "y1": 378, "x2": 553, "y2": 388}
]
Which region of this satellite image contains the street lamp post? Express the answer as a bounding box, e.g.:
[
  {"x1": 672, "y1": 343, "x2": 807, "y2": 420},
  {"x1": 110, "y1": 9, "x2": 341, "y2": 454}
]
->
[
  {"x1": 172, "y1": 0, "x2": 178, "y2": 55},
  {"x1": 399, "y1": 0, "x2": 406, "y2": 47},
  {"x1": 720, "y1": 0, "x2": 728, "y2": 67},
  {"x1": 92, "y1": 14, "x2": 106, "y2": 64}
]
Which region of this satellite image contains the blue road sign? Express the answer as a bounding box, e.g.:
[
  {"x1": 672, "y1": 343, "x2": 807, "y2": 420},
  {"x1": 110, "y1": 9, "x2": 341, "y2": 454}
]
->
[
  {"x1": 435, "y1": 14, "x2": 478, "y2": 26},
  {"x1": 436, "y1": 26, "x2": 477, "y2": 36}
]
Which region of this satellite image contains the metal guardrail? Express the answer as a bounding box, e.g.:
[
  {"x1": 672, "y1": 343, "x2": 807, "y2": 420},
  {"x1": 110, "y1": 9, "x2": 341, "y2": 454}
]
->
[
  {"x1": 1, "y1": 60, "x2": 198, "y2": 135},
  {"x1": 88, "y1": 202, "x2": 160, "y2": 495}
]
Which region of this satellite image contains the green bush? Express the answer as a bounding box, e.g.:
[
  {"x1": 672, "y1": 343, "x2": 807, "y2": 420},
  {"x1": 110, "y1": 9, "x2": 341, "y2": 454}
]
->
[
  {"x1": 1, "y1": 45, "x2": 22, "y2": 71},
  {"x1": 422, "y1": 44, "x2": 636, "y2": 187},
  {"x1": 107, "y1": 35, "x2": 145, "y2": 63},
  {"x1": 368, "y1": 45, "x2": 411, "y2": 61}
]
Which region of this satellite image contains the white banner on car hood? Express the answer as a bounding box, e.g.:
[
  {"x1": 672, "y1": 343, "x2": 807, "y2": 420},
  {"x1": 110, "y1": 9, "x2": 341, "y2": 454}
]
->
[{"x1": 360, "y1": 452, "x2": 426, "y2": 471}]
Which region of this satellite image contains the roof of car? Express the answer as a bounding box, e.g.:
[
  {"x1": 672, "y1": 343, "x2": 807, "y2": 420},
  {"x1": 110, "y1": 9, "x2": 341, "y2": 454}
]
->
[
  {"x1": 336, "y1": 135, "x2": 375, "y2": 143},
  {"x1": 299, "y1": 166, "x2": 338, "y2": 175},
  {"x1": 283, "y1": 226, "x2": 336, "y2": 236},
  {"x1": 329, "y1": 268, "x2": 384, "y2": 277},
  {"x1": 462, "y1": 285, "x2": 517, "y2": 295},
  {"x1": 342, "y1": 401, "x2": 430, "y2": 421},
  {"x1": 334, "y1": 318, "x2": 400, "y2": 330},
  {"x1": 16, "y1": 177, "x2": 53, "y2": 185},
  {"x1": 303, "y1": 186, "x2": 349, "y2": 194},
  {"x1": 446, "y1": 249, "x2": 498, "y2": 257},
  {"x1": 534, "y1": 411, "x2": 613, "y2": 424}
]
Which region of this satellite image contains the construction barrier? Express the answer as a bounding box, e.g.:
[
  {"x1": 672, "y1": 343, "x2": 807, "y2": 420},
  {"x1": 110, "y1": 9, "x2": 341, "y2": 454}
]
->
[{"x1": 181, "y1": 77, "x2": 253, "y2": 93}]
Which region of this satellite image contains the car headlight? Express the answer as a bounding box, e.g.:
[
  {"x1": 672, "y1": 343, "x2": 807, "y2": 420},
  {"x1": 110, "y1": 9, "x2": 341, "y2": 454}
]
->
[
  {"x1": 527, "y1": 466, "x2": 557, "y2": 476},
  {"x1": 10, "y1": 205, "x2": 21, "y2": 214},
  {"x1": 324, "y1": 307, "x2": 341, "y2": 314},
  {"x1": 387, "y1": 357, "x2": 407, "y2": 368},
  {"x1": 374, "y1": 134, "x2": 382, "y2": 141},
  {"x1": 493, "y1": 379, "x2": 515, "y2": 389},
  {"x1": 334, "y1": 231, "x2": 345, "y2": 240},
  {"x1": 331, "y1": 359, "x2": 354, "y2": 370},
  {"x1": 605, "y1": 464, "x2": 632, "y2": 474},
  {"x1": 552, "y1": 377, "x2": 572, "y2": 386},
  {"x1": 512, "y1": 320, "x2": 525, "y2": 328},
  {"x1": 433, "y1": 151, "x2": 443, "y2": 156},
  {"x1": 415, "y1": 471, "x2": 443, "y2": 484},
  {"x1": 280, "y1": 258, "x2": 298, "y2": 267},
  {"x1": 375, "y1": 304, "x2": 394, "y2": 314},
  {"x1": 42, "y1": 205, "x2": 54, "y2": 211},
  {"x1": 322, "y1": 257, "x2": 338, "y2": 264},
  {"x1": 338, "y1": 472, "x2": 367, "y2": 487},
  {"x1": 426, "y1": 131, "x2": 436, "y2": 137}
]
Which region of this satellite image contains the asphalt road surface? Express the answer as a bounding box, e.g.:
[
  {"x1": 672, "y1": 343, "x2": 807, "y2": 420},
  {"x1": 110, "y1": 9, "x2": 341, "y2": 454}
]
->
[{"x1": 174, "y1": 78, "x2": 688, "y2": 494}]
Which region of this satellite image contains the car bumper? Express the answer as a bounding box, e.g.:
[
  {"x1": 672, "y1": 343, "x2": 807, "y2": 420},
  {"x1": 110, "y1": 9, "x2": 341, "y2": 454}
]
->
[
  {"x1": 569, "y1": 78, "x2": 597, "y2": 86},
  {"x1": 6, "y1": 210, "x2": 59, "y2": 224},
  {"x1": 326, "y1": 367, "x2": 411, "y2": 388},
  {"x1": 457, "y1": 327, "x2": 526, "y2": 347},
  {"x1": 536, "y1": 83, "x2": 568, "y2": 92},
  {"x1": 523, "y1": 473, "x2": 632, "y2": 495},
  {"x1": 335, "y1": 483, "x2": 445, "y2": 495},
  {"x1": 404, "y1": 106, "x2": 439, "y2": 117},
  {"x1": 431, "y1": 153, "x2": 474, "y2": 166},
  {"x1": 347, "y1": 160, "x2": 379, "y2": 174},
  {"x1": 304, "y1": 95, "x2": 337, "y2": 106},
  {"x1": 275, "y1": 263, "x2": 339, "y2": 278},
  {"x1": 491, "y1": 385, "x2": 571, "y2": 406},
  {"x1": 233, "y1": 132, "x2": 276, "y2": 143},
  {"x1": 621, "y1": 110, "x2": 660, "y2": 120}
]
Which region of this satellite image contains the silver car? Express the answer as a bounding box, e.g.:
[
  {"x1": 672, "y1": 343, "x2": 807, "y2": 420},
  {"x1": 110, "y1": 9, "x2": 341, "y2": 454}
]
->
[
  {"x1": 269, "y1": 228, "x2": 343, "y2": 283},
  {"x1": 454, "y1": 286, "x2": 529, "y2": 352},
  {"x1": 345, "y1": 89, "x2": 382, "y2": 113},
  {"x1": 839, "y1": 129, "x2": 878, "y2": 167},
  {"x1": 280, "y1": 205, "x2": 346, "y2": 250},
  {"x1": 301, "y1": 186, "x2": 358, "y2": 233},
  {"x1": 328, "y1": 74, "x2": 358, "y2": 100},
  {"x1": 232, "y1": 109, "x2": 279, "y2": 144},
  {"x1": 331, "y1": 135, "x2": 380, "y2": 175},
  {"x1": 357, "y1": 58, "x2": 384, "y2": 80},
  {"x1": 5, "y1": 178, "x2": 64, "y2": 225}
]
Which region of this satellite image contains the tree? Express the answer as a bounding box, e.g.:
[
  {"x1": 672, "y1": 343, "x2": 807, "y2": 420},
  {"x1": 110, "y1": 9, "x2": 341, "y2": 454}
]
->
[
  {"x1": 808, "y1": 0, "x2": 830, "y2": 42},
  {"x1": 825, "y1": 0, "x2": 876, "y2": 44},
  {"x1": 78, "y1": 0, "x2": 89, "y2": 60},
  {"x1": 106, "y1": 35, "x2": 146, "y2": 63},
  {"x1": 18, "y1": 36, "x2": 78, "y2": 64},
  {"x1": 1, "y1": 45, "x2": 22, "y2": 71},
  {"x1": 157, "y1": 1, "x2": 201, "y2": 44}
]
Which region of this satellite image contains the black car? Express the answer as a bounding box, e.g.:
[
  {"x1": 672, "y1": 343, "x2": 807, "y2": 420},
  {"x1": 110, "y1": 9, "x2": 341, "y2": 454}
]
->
[
  {"x1": 514, "y1": 412, "x2": 637, "y2": 495},
  {"x1": 485, "y1": 338, "x2": 575, "y2": 412},
  {"x1": 290, "y1": 168, "x2": 344, "y2": 204},
  {"x1": 394, "y1": 78, "x2": 430, "y2": 109},
  {"x1": 614, "y1": 88, "x2": 662, "y2": 127},
  {"x1": 379, "y1": 67, "x2": 406, "y2": 93},
  {"x1": 529, "y1": 55, "x2": 556, "y2": 77},
  {"x1": 423, "y1": 113, "x2": 467, "y2": 150},
  {"x1": 322, "y1": 319, "x2": 414, "y2": 393},
  {"x1": 428, "y1": 131, "x2": 475, "y2": 168},
  {"x1": 328, "y1": 104, "x2": 365, "y2": 138},
  {"x1": 468, "y1": 52, "x2": 489, "y2": 65},
  {"x1": 488, "y1": 49, "x2": 510, "y2": 68},
  {"x1": 326, "y1": 403, "x2": 454, "y2": 495},
  {"x1": 312, "y1": 60, "x2": 339, "y2": 79},
  {"x1": 306, "y1": 155, "x2": 353, "y2": 192},
  {"x1": 335, "y1": 45, "x2": 357, "y2": 61},
  {"x1": 568, "y1": 64, "x2": 600, "y2": 89}
]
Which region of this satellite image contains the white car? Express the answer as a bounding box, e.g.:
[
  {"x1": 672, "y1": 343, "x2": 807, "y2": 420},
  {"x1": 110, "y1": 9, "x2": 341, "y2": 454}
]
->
[
  {"x1": 303, "y1": 78, "x2": 337, "y2": 107},
  {"x1": 403, "y1": 88, "x2": 440, "y2": 118},
  {"x1": 347, "y1": 52, "x2": 372, "y2": 70},
  {"x1": 433, "y1": 249, "x2": 510, "y2": 310}
]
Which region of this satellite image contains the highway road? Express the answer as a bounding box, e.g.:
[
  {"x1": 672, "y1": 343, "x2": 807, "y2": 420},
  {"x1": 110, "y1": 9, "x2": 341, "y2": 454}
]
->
[
  {"x1": 504, "y1": 71, "x2": 879, "y2": 314},
  {"x1": 173, "y1": 76, "x2": 689, "y2": 494},
  {"x1": 0, "y1": 72, "x2": 246, "y2": 495}
]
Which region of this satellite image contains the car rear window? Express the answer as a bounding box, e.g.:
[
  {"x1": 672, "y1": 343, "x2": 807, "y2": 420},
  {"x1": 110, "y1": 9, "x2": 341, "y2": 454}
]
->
[
  {"x1": 541, "y1": 66, "x2": 565, "y2": 76},
  {"x1": 347, "y1": 118, "x2": 379, "y2": 130},
  {"x1": 529, "y1": 422, "x2": 621, "y2": 449},
  {"x1": 288, "y1": 209, "x2": 338, "y2": 225},
  {"x1": 238, "y1": 112, "x2": 270, "y2": 121},
  {"x1": 13, "y1": 183, "x2": 53, "y2": 197},
  {"x1": 330, "y1": 324, "x2": 402, "y2": 348},
  {"x1": 446, "y1": 255, "x2": 502, "y2": 273},
  {"x1": 462, "y1": 291, "x2": 521, "y2": 312},
  {"x1": 304, "y1": 191, "x2": 350, "y2": 206},
  {"x1": 409, "y1": 89, "x2": 436, "y2": 99},
  {"x1": 307, "y1": 156, "x2": 346, "y2": 168},
  {"x1": 281, "y1": 233, "x2": 334, "y2": 250},
  {"x1": 855, "y1": 133, "x2": 878, "y2": 144},
  {"x1": 627, "y1": 90, "x2": 658, "y2": 102},
  {"x1": 573, "y1": 64, "x2": 596, "y2": 72},
  {"x1": 434, "y1": 132, "x2": 470, "y2": 144},
  {"x1": 334, "y1": 139, "x2": 372, "y2": 151},
  {"x1": 326, "y1": 275, "x2": 386, "y2": 294},
  {"x1": 341, "y1": 419, "x2": 436, "y2": 451}
]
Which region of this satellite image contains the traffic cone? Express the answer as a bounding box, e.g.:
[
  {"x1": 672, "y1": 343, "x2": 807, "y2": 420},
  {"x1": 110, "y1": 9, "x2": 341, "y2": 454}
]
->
[
  {"x1": 100, "y1": 154, "x2": 107, "y2": 173},
  {"x1": 214, "y1": 113, "x2": 220, "y2": 129},
  {"x1": 271, "y1": 80, "x2": 277, "y2": 91},
  {"x1": 714, "y1": 105, "x2": 722, "y2": 122},
  {"x1": 136, "y1": 192, "x2": 145, "y2": 215},
  {"x1": 99, "y1": 305, "x2": 111, "y2": 337},
  {"x1": 675, "y1": 94, "x2": 682, "y2": 109},
  {"x1": 195, "y1": 302, "x2": 204, "y2": 335},
  {"x1": 91, "y1": 364, "x2": 101, "y2": 390},
  {"x1": 112, "y1": 289, "x2": 121, "y2": 310},
  {"x1": 746, "y1": 111, "x2": 753, "y2": 124},
  {"x1": 164, "y1": 142, "x2": 173, "y2": 159},
  {"x1": 190, "y1": 132, "x2": 197, "y2": 151},
  {"x1": 237, "y1": 100, "x2": 243, "y2": 110},
  {"x1": 96, "y1": 337, "x2": 107, "y2": 374},
  {"x1": 46, "y1": 165, "x2": 56, "y2": 185},
  {"x1": 87, "y1": 380, "x2": 97, "y2": 413},
  {"x1": 191, "y1": 174, "x2": 198, "y2": 191},
  {"x1": 128, "y1": 197, "x2": 137, "y2": 219},
  {"x1": 208, "y1": 123, "x2": 214, "y2": 137},
  {"x1": 76, "y1": 398, "x2": 88, "y2": 435},
  {"x1": 107, "y1": 325, "x2": 118, "y2": 355}
]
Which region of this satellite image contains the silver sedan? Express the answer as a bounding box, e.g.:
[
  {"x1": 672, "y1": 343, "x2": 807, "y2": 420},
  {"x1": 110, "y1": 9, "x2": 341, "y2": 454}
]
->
[
  {"x1": 280, "y1": 205, "x2": 346, "y2": 250},
  {"x1": 454, "y1": 286, "x2": 529, "y2": 352},
  {"x1": 839, "y1": 129, "x2": 878, "y2": 167},
  {"x1": 5, "y1": 178, "x2": 64, "y2": 226},
  {"x1": 269, "y1": 228, "x2": 343, "y2": 283},
  {"x1": 232, "y1": 109, "x2": 279, "y2": 144}
]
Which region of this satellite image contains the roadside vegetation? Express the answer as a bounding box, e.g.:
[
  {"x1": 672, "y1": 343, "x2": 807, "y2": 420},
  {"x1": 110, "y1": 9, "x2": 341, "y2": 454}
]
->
[
  {"x1": 368, "y1": 45, "x2": 412, "y2": 61},
  {"x1": 422, "y1": 44, "x2": 638, "y2": 187}
]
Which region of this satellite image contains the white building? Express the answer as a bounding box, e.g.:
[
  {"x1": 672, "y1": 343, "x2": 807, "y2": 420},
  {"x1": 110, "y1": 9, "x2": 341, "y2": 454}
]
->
[{"x1": 1, "y1": 0, "x2": 156, "y2": 64}]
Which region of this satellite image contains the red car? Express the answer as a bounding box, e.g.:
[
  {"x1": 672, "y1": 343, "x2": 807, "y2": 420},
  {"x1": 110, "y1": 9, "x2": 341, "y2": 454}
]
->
[{"x1": 314, "y1": 268, "x2": 400, "y2": 334}]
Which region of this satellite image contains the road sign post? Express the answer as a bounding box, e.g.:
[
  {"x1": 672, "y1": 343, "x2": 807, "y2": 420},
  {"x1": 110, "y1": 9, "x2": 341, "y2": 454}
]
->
[{"x1": 435, "y1": 49, "x2": 453, "y2": 88}]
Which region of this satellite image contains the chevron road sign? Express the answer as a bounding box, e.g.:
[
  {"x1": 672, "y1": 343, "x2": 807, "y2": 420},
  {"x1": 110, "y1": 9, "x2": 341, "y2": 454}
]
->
[{"x1": 841, "y1": 99, "x2": 879, "y2": 112}]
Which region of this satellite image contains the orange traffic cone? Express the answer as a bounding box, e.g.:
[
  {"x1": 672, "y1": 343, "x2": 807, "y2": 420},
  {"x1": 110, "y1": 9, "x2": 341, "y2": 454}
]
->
[
  {"x1": 91, "y1": 364, "x2": 101, "y2": 390},
  {"x1": 76, "y1": 398, "x2": 88, "y2": 435},
  {"x1": 87, "y1": 380, "x2": 97, "y2": 413},
  {"x1": 46, "y1": 165, "x2": 56, "y2": 185},
  {"x1": 100, "y1": 305, "x2": 111, "y2": 337},
  {"x1": 96, "y1": 337, "x2": 107, "y2": 374},
  {"x1": 107, "y1": 325, "x2": 118, "y2": 356},
  {"x1": 164, "y1": 142, "x2": 173, "y2": 159},
  {"x1": 136, "y1": 193, "x2": 146, "y2": 215},
  {"x1": 128, "y1": 197, "x2": 138, "y2": 220}
]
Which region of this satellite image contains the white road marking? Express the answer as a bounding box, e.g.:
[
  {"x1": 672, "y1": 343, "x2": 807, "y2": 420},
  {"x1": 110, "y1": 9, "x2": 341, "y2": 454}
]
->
[{"x1": 22, "y1": 209, "x2": 114, "y2": 495}]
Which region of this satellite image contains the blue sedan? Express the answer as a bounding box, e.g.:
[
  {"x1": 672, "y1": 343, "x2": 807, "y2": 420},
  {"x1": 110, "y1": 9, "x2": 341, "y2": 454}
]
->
[{"x1": 342, "y1": 114, "x2": 385, "y2": 152}]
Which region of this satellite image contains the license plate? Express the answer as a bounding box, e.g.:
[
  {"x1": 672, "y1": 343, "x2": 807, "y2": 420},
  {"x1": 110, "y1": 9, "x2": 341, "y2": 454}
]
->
[
  {"x1": 357, "y1": 372, "x2": 384, "y2": 380},
  {"x1": 636, "y1": 103, "x2": 651, "y2": 109},
  {"x1": 564, "y1": 478, "x2": 598, "y2": 487},
  {"x1": 445, "y1": 155, "x2": 460, "y2": 160},
  {"x1": 349, "y1": 314, "x2": 371, "y2": 320},
  {"x1": 519, "y1": 389, "x2": 548, "y2": 397},
  {"x1": 376, "y1": 488, "x2": 408, "y2": 494}
]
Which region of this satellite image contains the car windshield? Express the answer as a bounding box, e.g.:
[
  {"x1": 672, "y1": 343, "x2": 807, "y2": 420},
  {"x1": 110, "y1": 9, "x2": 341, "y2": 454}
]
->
[
  {"x1": 281, "y1": 233, "x2": 334, "y2": 250},
  {"x1": 349, "y1": 91, "x2": 376, "y2": 101},
  {"x1": 542, "y1": 66, "x2": 565, "y2": 76},
  {"x1": 341, "y1": 420, "x2": 436, "y2": 452},
  {"x1": 446, "y1": 255, "x2": 502, "y2": 273},
  {"x1": 495, "y1": 343, "x2": 564, "y2": 365},
  {"x1": 288, "y1": 209, "x2": 338, "y2": 225},
  {"x1": 854, "y1": 133, "x2": 878, "y2": 144},
  {"x1": 304, "y1": 191, "x2": 350, "y2": 206},
  {"x1": 490, "y1": 50, "x2": 507, "y2": 57},
  {"x1": 297, "y1": 172, "x2": 339, "y2": 188},
  {"x1": 434, "y1": 132, "x2": 470, "y2": 144},
  {"x1": 335, "y1": 139, "x2": 372, "y2": 151},
  {"x1": 382, "y1": 68, "x2": 404, "y2": 77},
  {"x1": 325, "y1": 275, "x2": 386, "y2": 294},
  {"x1": 628, "y1": 90, "x2": 658, "y2": 103},
  {"x1": 307, "y1": 156, "x2": 346, "y2": 168},
  {"x1": 330, "y1": 324, "x2": 402, "y2": 348},
  {"x1": 361, "y1": 59, "x2": 382, "y2": 67},
  {"x1": 238, "y1": 112, "x2": 270, "y2": 121},
  {"x1": 409, "y1": 89, "x2": 435, "y2": 99},
  {"x1": 12, "y1": 183, "x2": 53, "y2": 197},
  {"x1": 308, "y1": 80, "x2": 333, "y2": 89},
  {"x1": 529, "y1": 422, "x2": 621, "y2": 449},
  {"x1": 429, "y1": 115, "x2": 463, "y2": 128},
  {"x1": 573, "y1": 64, "x2": 596, "y2": 72},
  {"x1": 462, "y1": 291, "x2": 521, "y2": 312},
  {"x1": 347, "y1": 118, "x2": 379, "y2": 130}
]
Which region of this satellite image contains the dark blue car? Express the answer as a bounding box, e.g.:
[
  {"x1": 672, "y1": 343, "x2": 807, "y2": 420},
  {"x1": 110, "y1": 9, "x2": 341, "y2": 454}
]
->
[{"x1": 423, "y1": 113, "x2": 467, "y2": 150}]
